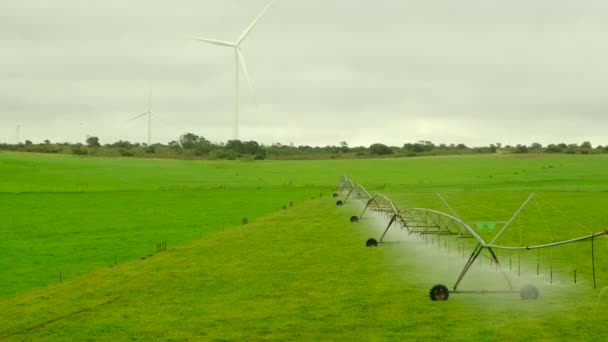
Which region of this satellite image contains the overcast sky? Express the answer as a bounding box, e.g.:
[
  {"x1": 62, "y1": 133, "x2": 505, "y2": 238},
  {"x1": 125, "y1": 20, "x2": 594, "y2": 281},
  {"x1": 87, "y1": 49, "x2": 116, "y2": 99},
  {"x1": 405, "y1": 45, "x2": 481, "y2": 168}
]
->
[{"x1": 2, "y1": 0, "x2": 607, "y2": 147}]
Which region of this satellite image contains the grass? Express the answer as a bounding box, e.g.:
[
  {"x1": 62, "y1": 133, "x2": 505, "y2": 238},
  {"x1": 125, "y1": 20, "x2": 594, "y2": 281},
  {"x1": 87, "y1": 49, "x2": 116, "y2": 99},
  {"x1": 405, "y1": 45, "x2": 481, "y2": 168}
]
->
[
  {"x1": 1, "y1": 151, "x2": 608, "y2": 340},
  {"x1": 0, "y1": 187, "x2": 325, "y2": 297},
  {"x1": 1, "y1": 198, "x2": 607, "y2": 340},
  {"x1": 0, "y1": 152, "x2": 327, "y2": 297}
]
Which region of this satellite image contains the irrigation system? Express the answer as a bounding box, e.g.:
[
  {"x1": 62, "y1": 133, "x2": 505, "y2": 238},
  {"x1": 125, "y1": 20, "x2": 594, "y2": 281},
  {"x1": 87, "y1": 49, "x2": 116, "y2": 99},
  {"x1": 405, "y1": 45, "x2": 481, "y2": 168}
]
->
[{"x1": 333, "y1": 175, "x2": 608, "y2": 301}]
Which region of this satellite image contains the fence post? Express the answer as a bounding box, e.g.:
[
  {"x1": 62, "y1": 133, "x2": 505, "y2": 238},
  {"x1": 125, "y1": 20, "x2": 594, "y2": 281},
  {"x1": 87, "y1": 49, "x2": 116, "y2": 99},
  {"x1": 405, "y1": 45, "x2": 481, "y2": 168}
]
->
[{"x1": 592, "y1": 234, "x2": 596, "y2": 289}]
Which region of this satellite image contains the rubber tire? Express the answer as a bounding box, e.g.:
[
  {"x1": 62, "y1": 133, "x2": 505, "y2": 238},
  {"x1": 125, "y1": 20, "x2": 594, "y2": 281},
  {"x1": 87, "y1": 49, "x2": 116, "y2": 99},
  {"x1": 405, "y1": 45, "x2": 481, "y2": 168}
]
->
[
  {"x1": 336, "y1": 200, "x2": 343, "y2": 206},
  {"x1": 429, "y1": 284, "x2": 450, "y2": 301},
  {"x1": 520, "y1": 284, "x2": 539, "y2": 300},
  {"x1": 350, "y1": 216, "x2": 359, "y2": 223},
  {"x1": 366, "y1": 238, "x2": 378, "y2": 247}
]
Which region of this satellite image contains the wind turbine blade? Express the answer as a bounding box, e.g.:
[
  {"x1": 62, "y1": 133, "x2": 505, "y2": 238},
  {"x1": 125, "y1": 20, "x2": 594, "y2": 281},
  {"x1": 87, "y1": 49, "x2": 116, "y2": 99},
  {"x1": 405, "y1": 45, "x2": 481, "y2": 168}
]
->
[
  {"x1": 237, "y1": 0, "x2": 274, "y2": 45},
  {"x1": 237, "y1": 48, "x2": 259, "y2": 109},
  {"x1": 148, "y1": 88, "x2": 152, "y2": 113},
  {"x1": 128, "y1": 111, "x2": 150, "y2": 121},
  {"x1": 192, "y1": 37, "x2": 236, "y2": 47}
]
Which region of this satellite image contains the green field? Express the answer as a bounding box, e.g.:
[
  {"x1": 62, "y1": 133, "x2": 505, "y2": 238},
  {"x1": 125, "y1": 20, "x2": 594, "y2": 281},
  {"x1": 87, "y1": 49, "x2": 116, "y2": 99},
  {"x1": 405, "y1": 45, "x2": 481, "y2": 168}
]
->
[{"x1": 1, "y1": 152, "x2": 608, "y2": 340}]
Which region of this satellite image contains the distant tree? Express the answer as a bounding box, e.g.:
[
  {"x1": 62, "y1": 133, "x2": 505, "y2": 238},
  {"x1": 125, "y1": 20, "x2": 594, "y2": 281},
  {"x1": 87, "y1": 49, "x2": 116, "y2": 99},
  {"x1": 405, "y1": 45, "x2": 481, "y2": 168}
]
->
[
  {"x1": 193, "y1": 140, "x2": 213, "y2": 156},
  {"x1": 86, "y1": 136, "x2": 100, "y2": 147},
  {"x1": 72, "y1": 146, "x2": 88, "y2": 155},
  {"x1": 179, "y1": 133, "x2": 199, "y2": 149},
  {"x1": 565, "y1": 144, "x2": 578, "y2": 154},
  {"x1": 25, "y1": 140, "x2": 32, "y2": 145},
  {"x1": 419, "y1": 140, "x2": 435, "y2": 151},
  {"x1": 168, "y1": 140, "x2": 181, "y2": 150},
  {"x1": 225, "y1": 140, "x2": 245, "y2": 154},
  {"x1": 407, "y1": 140, "x2": 434, "y2": 153},
  {"x1": 411, "y1": 143, "x2": 425, "y2": 152},
  {"x1": 546, "y1": 144, "x2": 561, "y2": 153},
  {"x1": 369, "y1": 143, "x2": 393, "y2": 155},
  {"x1": 44, "y1": 139, "x2": 51, "y2": 144},
  {"x1": 581, "y1": 141, "x2": 592, "y2": 149},
  {"x1": 119, "y1": 149, "x2": 133, "y2": 157},
  {"x1": 112, "y1": 140, "x2": 133, "y2": 149},
  {"x1": 530, "y1": 142, "x2": 542, "y2": 149},
  {"x1": 254, "y1": 148, "x2": 267, "y2": 160},
  {"x1": 339, "y1": 141, "x2": 349, "y2": 153},
  {"x1": 242, "y1": 141, "x2": 260, "y2": 154},
  {"x1": 514, "y1": 144, "x2": 529, "y2": 153}
]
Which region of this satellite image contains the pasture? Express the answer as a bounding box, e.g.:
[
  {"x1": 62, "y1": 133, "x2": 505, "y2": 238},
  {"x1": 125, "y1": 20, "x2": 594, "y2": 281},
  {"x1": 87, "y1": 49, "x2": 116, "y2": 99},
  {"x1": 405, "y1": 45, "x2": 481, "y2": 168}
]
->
[{"x1": 1, "y1": 152, "x2": 608, "y2": 340}]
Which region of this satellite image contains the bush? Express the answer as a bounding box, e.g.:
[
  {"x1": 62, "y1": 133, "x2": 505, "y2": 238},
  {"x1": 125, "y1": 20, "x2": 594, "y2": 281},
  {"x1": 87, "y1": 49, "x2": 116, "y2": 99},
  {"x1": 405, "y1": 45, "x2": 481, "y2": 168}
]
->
[
  {"x1": 513, "y1": 144, "x2": 529, "y2": 153},
  {"x1": 119, "y1": 149, "x2": 134, "y2": 157},
  {"x1": 369, "y1": 143, "x2": 392, "y2": 155},
  {"x1": 72, "y1": 147, "x2": 88, "y2": 155},
  {"x1": 211, "y1": 150, "x2": 237, "y2": 160}
]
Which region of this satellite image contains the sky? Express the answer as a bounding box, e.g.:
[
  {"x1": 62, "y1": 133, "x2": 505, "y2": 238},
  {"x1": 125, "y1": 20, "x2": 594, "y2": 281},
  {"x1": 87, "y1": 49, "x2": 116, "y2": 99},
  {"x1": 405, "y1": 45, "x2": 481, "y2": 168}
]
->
[{"x1": 1, "y1": 0, "x2": 608, "y2": 147}]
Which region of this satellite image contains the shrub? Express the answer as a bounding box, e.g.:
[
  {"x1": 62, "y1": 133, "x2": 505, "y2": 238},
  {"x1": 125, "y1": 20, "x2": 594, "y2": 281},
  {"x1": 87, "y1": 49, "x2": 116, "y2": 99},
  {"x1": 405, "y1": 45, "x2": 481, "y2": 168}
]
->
[
  {"x1": 72, "y1": 147, "x2": 88, "y2": 155},
  {"x1": 369, "y1": 143, "x2": 392, "y2": 155},
  {"x1": 119, "y1": 149, "x2": 134, "y2": 157}
]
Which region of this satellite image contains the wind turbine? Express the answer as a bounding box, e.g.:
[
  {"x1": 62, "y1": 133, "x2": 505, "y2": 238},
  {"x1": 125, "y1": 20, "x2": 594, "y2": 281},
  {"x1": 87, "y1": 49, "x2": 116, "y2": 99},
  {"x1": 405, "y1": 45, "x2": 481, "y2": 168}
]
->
[
  {"x1": 193, "y1": 0, "x2": 274, "y2": 140},
  {"x1": 129, "y1": 89, "x2": 153, "y2": 146}
]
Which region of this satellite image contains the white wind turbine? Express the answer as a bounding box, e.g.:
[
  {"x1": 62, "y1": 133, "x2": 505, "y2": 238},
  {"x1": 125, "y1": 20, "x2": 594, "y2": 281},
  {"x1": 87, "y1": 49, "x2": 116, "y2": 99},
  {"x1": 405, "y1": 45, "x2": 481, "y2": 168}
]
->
[
  {"x1": 193, "y1": 0, "x2": 274, "y2": 140},
  {"x1": 129, "y1": 89, "x2": 153, "y2": 146}
]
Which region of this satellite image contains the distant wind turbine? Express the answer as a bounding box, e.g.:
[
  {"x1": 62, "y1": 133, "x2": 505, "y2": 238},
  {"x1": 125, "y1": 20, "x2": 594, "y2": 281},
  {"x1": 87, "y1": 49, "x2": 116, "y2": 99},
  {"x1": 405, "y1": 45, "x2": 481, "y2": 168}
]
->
[
  {"x1": 129, "y1": 89, "x2": 153, "y2": 146},
  {"x1": 193, "y1": 0, "x2": 274, "y2": 140}
]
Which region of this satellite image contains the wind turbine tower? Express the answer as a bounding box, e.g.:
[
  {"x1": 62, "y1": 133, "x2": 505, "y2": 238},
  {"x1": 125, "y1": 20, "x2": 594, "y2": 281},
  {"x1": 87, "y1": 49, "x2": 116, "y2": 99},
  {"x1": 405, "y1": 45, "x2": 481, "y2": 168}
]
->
[
  {"x1": 130, "y1": 89, "x2": 153, "y2": 146},
  {"x1": 193, "y1": 0, "x2": 274, "y2": 140}
]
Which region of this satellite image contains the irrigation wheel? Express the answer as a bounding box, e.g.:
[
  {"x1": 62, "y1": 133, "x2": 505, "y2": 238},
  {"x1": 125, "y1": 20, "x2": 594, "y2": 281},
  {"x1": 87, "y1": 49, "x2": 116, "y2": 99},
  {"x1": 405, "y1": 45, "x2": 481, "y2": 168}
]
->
[
  {"x1": 520, "y1": 284, "x2": 539, "y2": 300},
  {"x1": 366, "y1": 238, "x2": 378, "y2": 247},
  {"x1": 350, "y1": 216, "x2": 359, "y2": 223},
  {"x1": 336, "y1": 200, "x2": 343, "y2": 206},
  {"x1": 429, "y1": 284, "x2": 450, "y2": 301}
]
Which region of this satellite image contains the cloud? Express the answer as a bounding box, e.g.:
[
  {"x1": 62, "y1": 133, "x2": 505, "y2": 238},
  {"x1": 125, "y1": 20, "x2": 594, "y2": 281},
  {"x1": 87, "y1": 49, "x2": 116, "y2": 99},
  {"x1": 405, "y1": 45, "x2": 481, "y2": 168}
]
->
[{"x1": 1, "y1": 0, "x2": 608, "y2": 146}]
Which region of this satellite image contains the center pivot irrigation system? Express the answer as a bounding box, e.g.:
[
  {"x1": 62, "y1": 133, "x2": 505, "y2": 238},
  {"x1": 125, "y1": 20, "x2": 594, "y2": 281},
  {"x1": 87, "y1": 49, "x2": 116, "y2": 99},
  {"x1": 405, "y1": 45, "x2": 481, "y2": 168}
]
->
[{"x1": 333, "y1": 175, "x2": 608, "y2": 301}]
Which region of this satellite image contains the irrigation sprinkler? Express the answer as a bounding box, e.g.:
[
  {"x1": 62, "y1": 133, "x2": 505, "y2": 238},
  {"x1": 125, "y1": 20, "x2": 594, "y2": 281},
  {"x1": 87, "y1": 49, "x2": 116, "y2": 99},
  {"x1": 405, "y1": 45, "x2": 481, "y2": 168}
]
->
[
  {"x1": 343, "y1": 184, "x2": 374, "y2": 205},
  {"x1": 336, "y1": 175, "x2": 355, "y2": 196},
  {"x1": 336, "y1": 175, "x2": 608, "y2": 301}
]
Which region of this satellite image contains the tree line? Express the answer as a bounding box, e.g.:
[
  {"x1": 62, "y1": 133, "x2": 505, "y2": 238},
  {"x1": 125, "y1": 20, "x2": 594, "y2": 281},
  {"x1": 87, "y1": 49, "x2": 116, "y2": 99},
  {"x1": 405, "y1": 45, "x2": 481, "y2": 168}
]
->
[{"x1": 1, "y1": 134, "x2": 606, "y2": 160}]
